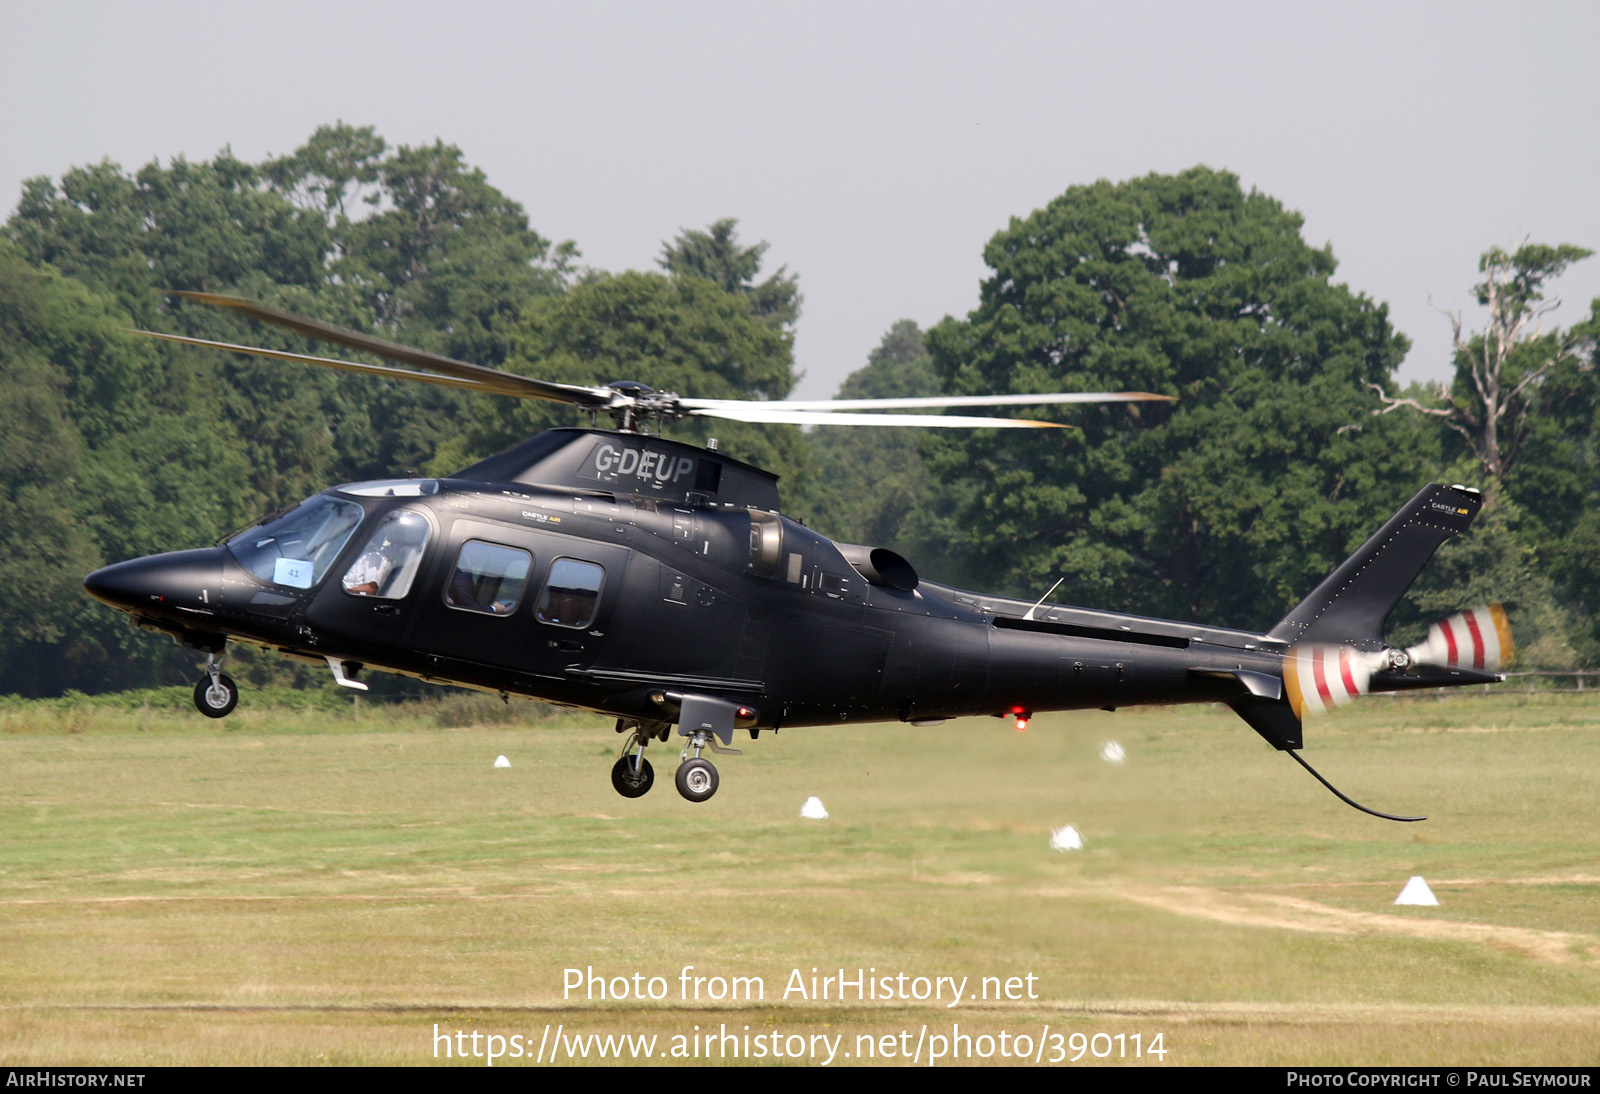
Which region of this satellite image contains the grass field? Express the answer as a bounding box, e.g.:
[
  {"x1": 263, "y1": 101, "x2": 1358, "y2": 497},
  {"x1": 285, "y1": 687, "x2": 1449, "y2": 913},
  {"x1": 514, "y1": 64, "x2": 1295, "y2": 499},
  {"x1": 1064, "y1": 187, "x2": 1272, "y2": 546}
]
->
[{"x1": 2, "y1": 689, "x2": 1597, "y2": 1066}]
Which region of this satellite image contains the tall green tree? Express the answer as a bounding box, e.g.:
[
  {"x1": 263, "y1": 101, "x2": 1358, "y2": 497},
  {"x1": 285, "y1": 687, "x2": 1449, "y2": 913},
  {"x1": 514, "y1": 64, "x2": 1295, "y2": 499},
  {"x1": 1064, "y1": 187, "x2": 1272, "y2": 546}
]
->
[
  {"x1": 0, "y1": 241, "x2": 252, "y2": 694},
  {"x1": 5, "y1": 145, "x2": 370, "y2": 506},
  {"x1": 923, "y1": 167, "x2": 1437, "y2": 628},
  {"x1": 315, "y1": 135, "x2": 579, "y2": 476},
  {"x1": 1519, "y1": 298, "x2": 1600, "y2": 665},
  {"x1": 433, "y1": 270, "x2": 805, "y2": 485},
  {"x1": 7, "y1": 153, "x2": 330, "y2": 323},
  {"x1": 659, "y1": 218, "x2": 801, "y2": 330},
  {"x1": 788, "y1": 320, "x2": 954, "y2": 567},
  {"x1": 340, "y1": 139, "x2": 577, "y2": 349},
  {"x1": 5, "y1": 128, "x2": 579, "y2": 494},
  {"x1": 0, "y1": 126, "x2": 582, "y2": 693},
  {"x1": 0, "y1": 256, "x2": 100, "y2": 669},
  {"x1": 264, "y1": 121, "x2": 387, "y2": 226},
  {"x1": 437, "y1": 221, "x2": 802, "y2": 478}
]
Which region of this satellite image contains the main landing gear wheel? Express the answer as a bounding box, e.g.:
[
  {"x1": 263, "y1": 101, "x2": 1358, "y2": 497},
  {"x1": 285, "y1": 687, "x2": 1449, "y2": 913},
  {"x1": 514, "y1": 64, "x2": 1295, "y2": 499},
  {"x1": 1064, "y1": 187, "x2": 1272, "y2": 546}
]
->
[
  {"x1": 193, "y1": 673, "x2": 238, "y2": 718},
  {"x1": 675, "y1": 758, "x2": 719, "y2": 803},
  {"x1": 611, "y1": 755, "x2": 655, "y2": 798}
]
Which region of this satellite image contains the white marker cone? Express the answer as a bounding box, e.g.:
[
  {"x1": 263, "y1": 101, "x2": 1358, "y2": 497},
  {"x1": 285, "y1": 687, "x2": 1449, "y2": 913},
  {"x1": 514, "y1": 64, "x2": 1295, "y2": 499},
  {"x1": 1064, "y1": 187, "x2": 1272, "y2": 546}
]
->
[
  {"x1": 1049, "y1": 825, "x2": 1084, "y2": 851},
  {"x1": 1100, "y1": 740, "x2": 1126, "y2": 765},
  {"x1": 1394, "y1": 876, "x2": 1438, "y2": 906},
  {"x1": 493, "y1": 755, "x2": 511, "y2": 769},
  {"x1": 800, "y1": 796, "x2": 829, "y2": 820}
]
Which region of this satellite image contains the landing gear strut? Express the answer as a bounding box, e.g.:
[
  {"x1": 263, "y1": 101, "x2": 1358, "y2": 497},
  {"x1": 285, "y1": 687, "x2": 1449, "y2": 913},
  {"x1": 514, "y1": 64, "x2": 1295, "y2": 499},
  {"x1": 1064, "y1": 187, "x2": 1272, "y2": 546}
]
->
[
  {"x1": 611, "y1": 753, "x2": 654, "y2": 798},
  {"x1": 675, "y1": 756, "x2": 718, "y2": 802},
  {"x1": 611, "y1": 719, "x2": 668, "y2": 799},
  {"x1": 675, "y1": 728, "x2": 740, "y2": 803},
  {"x1": 611, "y1": 698, "x2": 754, "y2": 803},
  {"x1": 193, "y1": 654, "x2": 238, "y2": 718}
]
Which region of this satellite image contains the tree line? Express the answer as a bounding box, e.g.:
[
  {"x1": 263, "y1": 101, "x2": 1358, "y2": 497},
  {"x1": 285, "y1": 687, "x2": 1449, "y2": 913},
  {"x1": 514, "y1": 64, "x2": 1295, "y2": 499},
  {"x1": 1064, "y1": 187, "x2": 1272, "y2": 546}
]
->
[{"x1": 0, "y1": 126, "x2": 1593, "y2": 696}]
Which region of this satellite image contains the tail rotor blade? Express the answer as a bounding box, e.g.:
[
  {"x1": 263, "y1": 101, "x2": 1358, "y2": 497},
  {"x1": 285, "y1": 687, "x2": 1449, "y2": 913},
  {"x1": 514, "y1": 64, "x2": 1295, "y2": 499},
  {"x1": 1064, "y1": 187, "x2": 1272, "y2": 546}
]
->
[
  {"x1": 1406, "y1": 605, "x2": 1514, "y2": 672},
  {"x1": 1284, "y1": 644, "x2": 1377, "y2": 719}
]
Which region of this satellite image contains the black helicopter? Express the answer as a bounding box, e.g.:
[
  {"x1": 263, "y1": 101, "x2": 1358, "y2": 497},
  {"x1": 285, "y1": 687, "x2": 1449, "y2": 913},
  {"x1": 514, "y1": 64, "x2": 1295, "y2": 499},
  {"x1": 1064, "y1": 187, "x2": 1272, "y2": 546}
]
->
[{"x1": 83, "y1": 293, "x2": 1510, "y2": 815}]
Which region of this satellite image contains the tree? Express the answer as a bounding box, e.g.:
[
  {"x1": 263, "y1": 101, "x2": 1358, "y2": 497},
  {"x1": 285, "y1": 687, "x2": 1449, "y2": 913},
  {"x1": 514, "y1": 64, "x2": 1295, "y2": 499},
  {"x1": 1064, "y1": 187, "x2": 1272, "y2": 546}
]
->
[
  {"x1": 264, "y1": 121, "x2": 387, "y2": 226},
  {"x1": 6, "y1": 152, "x2": 331, "y2": 324},
  {"x1": 4, "y1": 129, "x2": 580, "y2": 493},
  {"x1": 0, "y1": 241, "x2": 254, "y2": 694},
  {"x1": 1374, "y1": 239, "x2": 1593, "y2": 493},
  {"x1": 659, "y1": 218, "x2": 801, "y2": 329},
  {"x1": 1534, "y1": 300, "x2": 1600, "y2": 664},
  {"x1": 922, "y1": 167, "x2": 1436, "y2": 629},
  {"x1": 340, "y1": 139, "x2": 576, "y2": 342},
  {"x1": 788, "y1": 320, "x2": 953, "y2": 562},
  {"x1": 431, "y1": 270, "x2": 806, "y2": 486},
  {"x1": 1365, "y1": 242, "x2": 1597, "y2": 667},
  {"x1": 329, "y1": 138, "x2": 580, "y2": 476},
  {"x1": 0, "y1": 126, "x2": 583, "y2": 692},
  {"x1": 4, "y1": 146, "x2": 370, "y2": 506}
]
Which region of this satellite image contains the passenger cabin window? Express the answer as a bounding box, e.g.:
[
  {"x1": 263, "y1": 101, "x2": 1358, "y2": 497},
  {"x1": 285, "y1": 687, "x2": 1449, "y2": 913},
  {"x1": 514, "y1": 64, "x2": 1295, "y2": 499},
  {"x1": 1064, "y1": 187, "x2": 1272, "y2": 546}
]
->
[
  {"x1": 444, "y1": 541, "x2": 532, "y2": 616},
  {"x1": 341, "y1": 510, "x2": 432, "y2": 599},
  {"x1": 536, "y1": 558, "x2": 604, "y2": 629}
]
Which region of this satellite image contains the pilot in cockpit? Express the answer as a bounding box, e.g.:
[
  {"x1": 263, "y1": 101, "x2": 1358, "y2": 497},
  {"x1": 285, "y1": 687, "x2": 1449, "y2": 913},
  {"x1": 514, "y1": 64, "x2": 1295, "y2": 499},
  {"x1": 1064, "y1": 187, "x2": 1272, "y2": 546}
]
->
[
  {"x1": 342, "y1": 546, "x2": 393, "y2": 596},
  {"x1": 342, "y1": 511, "x2": 429, "y2": 597}
]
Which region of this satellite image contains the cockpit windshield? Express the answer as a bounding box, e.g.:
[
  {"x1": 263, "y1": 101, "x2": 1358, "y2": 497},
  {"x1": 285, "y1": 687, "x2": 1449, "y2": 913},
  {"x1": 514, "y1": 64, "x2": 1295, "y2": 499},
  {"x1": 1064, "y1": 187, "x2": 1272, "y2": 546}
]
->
[{"x1": 227, "y1": 495, "x2": 365, "y2": 589}]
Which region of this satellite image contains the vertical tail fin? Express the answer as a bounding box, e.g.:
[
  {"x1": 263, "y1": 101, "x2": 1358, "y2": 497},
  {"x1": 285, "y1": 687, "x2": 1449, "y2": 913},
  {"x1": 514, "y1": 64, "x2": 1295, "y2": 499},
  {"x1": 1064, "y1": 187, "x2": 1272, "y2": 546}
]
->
[
  {"x1": 1235, "y1": 484, "x2": 1485, "y2": 820},
  {"x1": 1232, "y1": 482, "x2": 1483, "y2": 753},
  {"x1": 1267, "y1": 483, "x2": 1482, "y2": 650}
]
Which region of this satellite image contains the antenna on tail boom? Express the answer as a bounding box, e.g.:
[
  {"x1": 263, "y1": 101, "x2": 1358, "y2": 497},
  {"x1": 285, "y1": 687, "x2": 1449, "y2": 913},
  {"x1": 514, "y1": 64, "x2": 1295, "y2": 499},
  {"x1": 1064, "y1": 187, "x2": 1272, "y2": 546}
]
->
[{"x1": 1284, "y1": 750, "x2": 1425, "y2": 823}]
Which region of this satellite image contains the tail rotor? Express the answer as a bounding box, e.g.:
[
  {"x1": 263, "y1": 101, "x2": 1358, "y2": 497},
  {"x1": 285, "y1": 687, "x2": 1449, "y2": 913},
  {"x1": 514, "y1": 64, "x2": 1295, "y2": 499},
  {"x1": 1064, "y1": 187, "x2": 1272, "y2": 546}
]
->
[
  {"x1": 1285, "y1": 604, "x2": 1512, "y2": 720},
  {"x1": 1403, "y1": 604, "x2": 1514, "y2": 673},
  {"x1": 1283, "y1": 644, "x2": 1382, "y2": 719}
]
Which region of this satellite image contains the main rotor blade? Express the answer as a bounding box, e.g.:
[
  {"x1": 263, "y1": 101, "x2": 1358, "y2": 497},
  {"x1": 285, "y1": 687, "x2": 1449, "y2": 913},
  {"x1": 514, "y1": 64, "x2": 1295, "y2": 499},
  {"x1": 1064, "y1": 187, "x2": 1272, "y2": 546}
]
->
[
  {"x1": 169, "y1": 291, "x2": 615, "y2": 408},
  {"x1": 680, "y1": 391, "x2": 1174, "y2": 412},
  {"x1": 688, "y1": 407, "x2": 1068, "y2": 428},
  {"x1": 131, "y1": 330, "x2": 519, "y2": 395}
]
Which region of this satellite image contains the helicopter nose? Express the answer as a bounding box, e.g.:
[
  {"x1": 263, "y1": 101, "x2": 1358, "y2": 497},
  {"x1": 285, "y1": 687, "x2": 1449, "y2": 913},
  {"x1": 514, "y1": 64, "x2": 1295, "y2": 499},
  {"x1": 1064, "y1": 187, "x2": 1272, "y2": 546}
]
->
[{"x1": 84, "y1": 549, "x2": 224, "y2": 614}]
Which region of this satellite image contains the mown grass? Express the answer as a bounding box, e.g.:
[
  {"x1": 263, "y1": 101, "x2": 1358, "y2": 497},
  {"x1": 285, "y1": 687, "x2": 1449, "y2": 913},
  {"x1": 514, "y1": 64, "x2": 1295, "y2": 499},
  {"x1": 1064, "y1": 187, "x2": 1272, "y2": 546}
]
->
[{"x1": 1, "y1": 690, "x2": 1597, "y2": 1066}]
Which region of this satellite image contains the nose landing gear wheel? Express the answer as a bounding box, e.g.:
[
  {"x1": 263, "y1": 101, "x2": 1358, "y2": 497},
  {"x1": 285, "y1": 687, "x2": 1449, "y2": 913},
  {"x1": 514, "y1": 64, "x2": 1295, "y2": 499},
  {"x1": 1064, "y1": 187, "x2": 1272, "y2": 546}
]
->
[
  {"x1": 611, "y1": 755, "x2": 655, "y2": 798},
  {"x1": 675, "y1": 757, "x2": 719, "y2": 803},
  {"x1": 193, "y1": 673, "x2": 238, "y2": 718}
]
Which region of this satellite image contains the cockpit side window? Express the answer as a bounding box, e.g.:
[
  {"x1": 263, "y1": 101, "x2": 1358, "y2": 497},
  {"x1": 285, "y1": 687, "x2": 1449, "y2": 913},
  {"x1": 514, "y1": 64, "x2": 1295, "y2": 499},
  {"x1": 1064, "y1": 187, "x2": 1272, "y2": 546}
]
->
[
  {"x1": 341, "y1": 509, "x2": 434, "y2": 599},
  {"x1": 228, "y1": 495, "x2": 365, "y2": 589},
  {"x1": 536, "y1": 558, "x2": 605, "y2": 629},
  {"x1": 444, "y1": 541, "x2": 533, "y2": 616}
]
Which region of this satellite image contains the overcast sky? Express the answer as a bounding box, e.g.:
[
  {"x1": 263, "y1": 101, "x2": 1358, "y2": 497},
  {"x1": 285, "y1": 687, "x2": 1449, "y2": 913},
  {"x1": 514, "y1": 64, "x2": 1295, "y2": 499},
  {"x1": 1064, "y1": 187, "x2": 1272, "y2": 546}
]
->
[{"x1": 6, "y1": 0, "x2": 1598, "y2": 400}]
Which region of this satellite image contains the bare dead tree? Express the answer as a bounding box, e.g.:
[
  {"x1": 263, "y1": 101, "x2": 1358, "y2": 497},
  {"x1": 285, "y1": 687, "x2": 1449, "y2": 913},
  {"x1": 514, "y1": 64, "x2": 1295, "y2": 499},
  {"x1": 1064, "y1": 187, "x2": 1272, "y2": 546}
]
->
[{"x1": 1370, "y1": 237, "x2": 1592, "y2": 491}]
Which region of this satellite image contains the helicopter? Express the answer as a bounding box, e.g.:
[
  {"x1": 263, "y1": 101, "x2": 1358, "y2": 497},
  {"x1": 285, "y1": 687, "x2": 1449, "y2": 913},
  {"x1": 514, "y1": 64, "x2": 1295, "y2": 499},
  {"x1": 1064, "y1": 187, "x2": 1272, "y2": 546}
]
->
[{"x1": 83, "y1": 292, "x2": 1511, "y2": 816}]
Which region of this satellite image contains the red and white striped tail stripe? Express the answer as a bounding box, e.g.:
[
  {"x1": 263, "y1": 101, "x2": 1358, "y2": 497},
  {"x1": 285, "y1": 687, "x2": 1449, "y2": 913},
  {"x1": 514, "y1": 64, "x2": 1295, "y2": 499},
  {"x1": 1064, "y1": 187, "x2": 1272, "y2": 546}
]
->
[
  {"x1": 1406, "y1": 604, "x2": 1514, "y2": 672},
  {"x1": 1284, "y1": 644, "x2": 1376, "y2": 719}
]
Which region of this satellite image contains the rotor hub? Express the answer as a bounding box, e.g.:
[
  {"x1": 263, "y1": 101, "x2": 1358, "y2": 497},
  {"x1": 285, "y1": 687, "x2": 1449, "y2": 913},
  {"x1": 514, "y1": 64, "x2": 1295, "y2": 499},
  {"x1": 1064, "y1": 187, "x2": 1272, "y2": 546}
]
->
[{"x1": 602, "y1": 383, "x2": 686, "y2": 433}]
